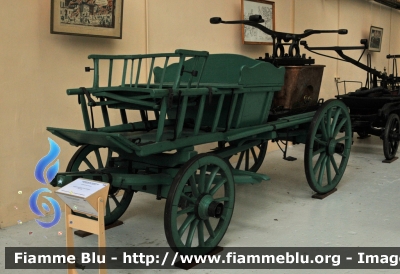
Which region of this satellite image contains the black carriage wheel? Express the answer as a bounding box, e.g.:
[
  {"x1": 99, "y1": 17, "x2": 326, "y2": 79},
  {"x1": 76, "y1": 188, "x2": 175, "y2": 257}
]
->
[
  {"x1": 67, "y1": 145, "x2": 134, "y2": 226},
  {"x1": 218, "y1": 141, "x2": 268, "y2": 172},
  {"x1": 304, "y1": 99, "x2": 352, "y2": 194},
  {"x1": 164, "y1": 154, "x2": 235, "y2": 255},
  {"x1": 383, "y1": 113, "x2": 400, "y2": 160}
]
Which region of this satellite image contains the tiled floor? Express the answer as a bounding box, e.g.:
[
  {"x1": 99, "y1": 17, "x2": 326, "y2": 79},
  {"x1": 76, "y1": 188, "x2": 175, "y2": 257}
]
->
[{"x1": 1, "y1": 136, "x2": 399, "y2": 274}]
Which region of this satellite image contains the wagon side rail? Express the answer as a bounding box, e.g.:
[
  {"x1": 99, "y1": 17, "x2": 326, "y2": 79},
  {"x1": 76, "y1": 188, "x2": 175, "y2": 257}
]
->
[
  {"x1": 86, "y1": 49, "x2": 209, "y2": 90},
  {"x1": 62, "y1": 49, "x2": 209, "y2": 138},
  {"x1": 48, "y1": 54, "x2": 286, "y2": 156}
]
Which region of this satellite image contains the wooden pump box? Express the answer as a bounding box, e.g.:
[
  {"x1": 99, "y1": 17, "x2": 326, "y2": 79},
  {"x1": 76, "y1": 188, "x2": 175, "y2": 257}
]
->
[{"x1": 272, "y1": 65, "x2": 325, "y2": 110}]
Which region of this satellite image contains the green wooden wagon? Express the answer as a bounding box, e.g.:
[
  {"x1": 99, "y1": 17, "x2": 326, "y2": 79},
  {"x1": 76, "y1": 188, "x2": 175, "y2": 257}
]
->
[{"x1": 48, "y1": 48, "x2": 352, "y2": 255}]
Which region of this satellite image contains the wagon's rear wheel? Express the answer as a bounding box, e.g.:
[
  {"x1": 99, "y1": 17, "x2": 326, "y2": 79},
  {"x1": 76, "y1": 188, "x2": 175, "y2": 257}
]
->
[
  {"x1": 305, "y1": 99, "x2": 352, "y2": 194},
  {"x1": 383, "y1": 113, "x2": 400, "y2": 160},
  {"x1": 164, "y1": 154, "x2": 235, "y2": 255},
  {"x1": 218, "y1": 140, "x2": 268, "y2": 172},
  {"x1": 67, "y1": 145, "x2": 134, "y2": 226}
]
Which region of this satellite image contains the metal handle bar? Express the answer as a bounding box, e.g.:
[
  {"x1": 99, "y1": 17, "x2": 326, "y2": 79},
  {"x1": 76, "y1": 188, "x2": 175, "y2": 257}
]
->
[
  {"x1": 300, "y1": 39, "x2": 368, "y2": 51},
  {"x1": 387, "y1": 54, "x2": 400, "y2": 59},
  {"x1": 210, "y1": 16, "x2": 347, "y2": 42},
  {"x1": 301, "y1": 39, "x2": 386, "y2": 86}
]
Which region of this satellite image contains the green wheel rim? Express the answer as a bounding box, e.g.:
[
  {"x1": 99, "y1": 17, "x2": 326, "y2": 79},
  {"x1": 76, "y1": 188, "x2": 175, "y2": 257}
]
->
[
  {"x1": 218, "y1": 141, "x2": 268, "y2": 172},
  {"x1": 383, "y1": 113, "x2": 400, "y2": 160},
  {"x1": 67, "y1": 145, "x2": 134, "y2": 226},
  {"x1": 164, "y1": 154, "x2": 235, "y2": 255},
  {"x1": 304, "y1": 99, "x2": 352, "y2": 194}
]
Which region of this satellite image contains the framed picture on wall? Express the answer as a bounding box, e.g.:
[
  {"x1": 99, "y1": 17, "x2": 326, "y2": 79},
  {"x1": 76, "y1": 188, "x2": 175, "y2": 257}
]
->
[
  {"x1": 368, "y1": 26, "x2": 383, "y2": 52},
  {"x1": 51, "y1": 0, "x2": 124, "y2": 39},
  {"x1": 241, "y1": 0, "x2": 275, "y2": 45}
]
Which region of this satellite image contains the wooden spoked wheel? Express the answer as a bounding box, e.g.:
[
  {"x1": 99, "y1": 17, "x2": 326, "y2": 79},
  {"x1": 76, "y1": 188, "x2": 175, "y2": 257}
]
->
[
  {"x1": 66, "y1": 145, "x2": 134, "y2": 226},
  {"x1": 383, "y1": 113, "x2": 400, "y2": 160},
  {"x1": 164, "y1": 154, "x2": 235, "y2": 255},
  {"x1": 304, "y1": 99, "x2": 352, "y2": 194}
]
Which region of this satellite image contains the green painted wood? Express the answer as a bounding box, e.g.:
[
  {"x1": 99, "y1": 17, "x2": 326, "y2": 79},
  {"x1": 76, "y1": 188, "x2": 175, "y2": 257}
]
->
[
  {"x1": 175, "y1": 95, "x2": 189, "y2": 139},
  {"x1": 121, "y1": 59, "x2": 128, "y2": 87},
  {"x1": 193, "y1": 95, "x2": 206, "y2": 135},
  {"x1": 155, "y1": 54, "x2": 284, "y2": 86},
  {"x1": 108, "y1": 59, "x2": 113, "y2": 87},
  {"x1": 156, "y1": 97, "x2": 168, "y2": 142},
  {"x1": 100, "y1": 97, "x2": 111, "y2": 127},
  {"x1": 79, "y1": 94, "x2": 91, "y2": 131},
  {"x1": 211, "y1": 94, "x2": 225, "y2": 132},
  {"x1": 135, "y1": 58, "x2": 142, "y2": 88}
]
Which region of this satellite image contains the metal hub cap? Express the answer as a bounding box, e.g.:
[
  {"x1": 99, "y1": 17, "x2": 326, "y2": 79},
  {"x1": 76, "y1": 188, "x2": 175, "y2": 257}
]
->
[
  {"x1": 327, "y1": 138, "x2": 337, "y2": 156},
  {"x1": 195, "y1": 194, "x2": 224, "y2": 220},
  {"x1": 327, "y1": 138, "x2": 345, "y2": 155}
]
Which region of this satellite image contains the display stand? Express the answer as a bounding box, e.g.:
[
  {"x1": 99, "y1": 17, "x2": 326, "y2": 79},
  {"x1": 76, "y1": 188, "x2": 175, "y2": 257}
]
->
[{"x1": 56, "y1": 179, "x2": 110, "y2": 274}]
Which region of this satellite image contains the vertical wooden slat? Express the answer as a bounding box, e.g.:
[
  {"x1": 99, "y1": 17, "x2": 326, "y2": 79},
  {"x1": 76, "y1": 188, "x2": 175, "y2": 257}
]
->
[
  {"x1": 93, "y1": 59, "x2": 99, "y2": 88},
  {"x1": 100, "y1": 98, "x2": 111, "y2": 127},
  {"x1": 193, "y1": 94, "x2": 206, "y2": 135},
  {"x1": 156, "y1": 97, "x2": 168, "y2": 142},
  {"x1": 226, "y1": 93, "x2": 239, "y2": 130},
  {"x1": 121, "y1": 59, "x2": 128, "y2": 87},
  {"x1": 211, "y1": 94, "x2": 225, "y2": 132},
  {"x1": 135, "y1": 58, "x2": 142, "y2": 88},
  {"x1": 186, "y1": 57, "x2": 199, "y2": 88},
  {"x1": 194, "y1": 56, "x2": 207, "y2": 88},
  {"x1": 147, "y1": 57, "x2": 156, "y2": 88},
  {"x1": 129, "y1": 59, "x2": 134, "y2": 87},
  {"x1": 108, "y1": 59, "x2": 113, "y2": 87},
  {"x1": 158, "y1": 56, "x2": 170, "y2": 88},
  {"x1": 175, "y1": 95, "x2": 189, "y2": 139},
  {"x1": 173, "y1": 56, "x2": 186, "y2": 89},
  {"x1": 79, "y1": 94, "x2": 91, "y2": 131}
]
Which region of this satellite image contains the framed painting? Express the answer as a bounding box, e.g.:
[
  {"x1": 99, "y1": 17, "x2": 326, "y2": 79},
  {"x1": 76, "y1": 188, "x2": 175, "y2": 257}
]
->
[
  {"x1": 51, "y1": 0, "x2": 124, "y2": 39},
  {"x1": 368, "y1": 26, "x2": 383, "y2": 52},
  {"x1": 241, "y1": 0, "x2": 275, "y2": 45}
]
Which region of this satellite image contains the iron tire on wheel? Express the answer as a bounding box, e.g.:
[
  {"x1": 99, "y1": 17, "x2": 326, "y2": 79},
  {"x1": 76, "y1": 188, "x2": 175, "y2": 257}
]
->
[
  {"x1": 304, "y1": 99, "x2": 352, "y2": 194},
  {"x1": 164, "y1": 154, "x2": 235, "y2": 255},
  {"x1": 383, "y1": 113, "x2": 400, "y2": 160},
  {"x1": 67, "y1": 145, "x2": 134, "y2": 226}
]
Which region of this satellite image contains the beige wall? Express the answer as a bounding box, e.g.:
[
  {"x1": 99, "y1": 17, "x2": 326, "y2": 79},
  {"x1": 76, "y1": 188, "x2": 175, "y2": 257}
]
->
[
  {"x1": 1, "y1": 0, "x2": 399, "y2": 228},
  {"x1": 0, "y1": 0, "x2": 147, "y2": 228}
]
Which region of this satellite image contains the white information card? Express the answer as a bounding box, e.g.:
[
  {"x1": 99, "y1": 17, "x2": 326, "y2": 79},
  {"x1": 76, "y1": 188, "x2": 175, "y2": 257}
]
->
[{"x1": 56, "y1": 178, "x2": 109, "y2": 217}]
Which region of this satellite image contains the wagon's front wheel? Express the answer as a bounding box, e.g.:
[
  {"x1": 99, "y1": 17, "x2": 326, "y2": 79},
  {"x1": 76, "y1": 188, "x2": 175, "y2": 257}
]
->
[
  {"x1": 383, "y1": 113, "x2": 400, "y2": 160},
  {"x1": 67, "y1": 145, "x2": 134, "y2": 226},
  {"x1": 304, "y1": 99, "x2": 352, "y2": 194},
  {"x1": 164, "y1": 154, "x2": 235, "y2": 255}
]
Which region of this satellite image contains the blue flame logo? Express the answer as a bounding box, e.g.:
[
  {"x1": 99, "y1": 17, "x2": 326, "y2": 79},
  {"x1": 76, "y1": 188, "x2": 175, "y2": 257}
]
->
[
  {"x1": 29, "y1": 138, "x2": 62, "y2": 228},
  {"x1": 34, "y1": 138, "x2": 60, "y2": 185}
]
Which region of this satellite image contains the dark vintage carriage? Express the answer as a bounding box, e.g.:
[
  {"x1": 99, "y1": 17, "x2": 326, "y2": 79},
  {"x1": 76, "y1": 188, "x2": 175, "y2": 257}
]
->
[
  {"x1": 48, "y1": 16, "x2": 352, "y2": 255},
  {"x1": 301, "y1": 37, "x2": 400, "y2": 161}
]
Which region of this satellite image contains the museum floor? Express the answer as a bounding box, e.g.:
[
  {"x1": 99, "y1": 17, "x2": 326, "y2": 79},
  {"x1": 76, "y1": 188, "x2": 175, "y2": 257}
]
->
[{"x1": 1, "y1": 136, "x2": 399, "y2": 274}]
